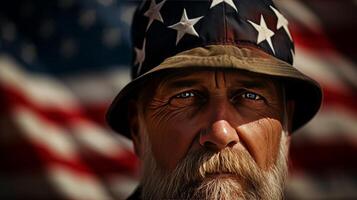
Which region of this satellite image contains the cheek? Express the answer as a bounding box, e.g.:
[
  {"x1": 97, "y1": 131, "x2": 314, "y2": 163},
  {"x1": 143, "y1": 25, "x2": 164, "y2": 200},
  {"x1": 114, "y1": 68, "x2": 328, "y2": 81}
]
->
[
  {"x1": 144, "y1": 98, "x2": 205, "y2": 170},
  {"x1": 145, "y1": 113, "x2": 199, "y2": 171},
  {"x1": 238, "y1": 118, "x2": 282, "y2": 170}
]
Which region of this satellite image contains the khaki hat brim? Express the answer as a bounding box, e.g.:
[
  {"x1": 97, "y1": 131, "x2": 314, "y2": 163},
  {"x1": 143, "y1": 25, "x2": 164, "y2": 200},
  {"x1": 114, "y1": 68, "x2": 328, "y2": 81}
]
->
[{"x1": 106, "y1": 45, "x2": 323, "y2": 138}]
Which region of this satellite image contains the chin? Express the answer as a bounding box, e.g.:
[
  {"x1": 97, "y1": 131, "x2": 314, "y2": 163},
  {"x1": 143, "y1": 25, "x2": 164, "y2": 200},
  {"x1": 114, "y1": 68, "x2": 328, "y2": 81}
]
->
[{"x1": 188, "y1": 176, "x2": 247, "y2": 200}]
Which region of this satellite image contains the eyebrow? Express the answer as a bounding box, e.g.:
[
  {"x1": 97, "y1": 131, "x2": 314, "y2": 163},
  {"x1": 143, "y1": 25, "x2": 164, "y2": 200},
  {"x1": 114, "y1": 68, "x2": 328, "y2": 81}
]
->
[
  {"x1": 164, "y1": 79, "x2": 202, "y2": 90},
  {"x1": 236, "y1": 80, "x2": 271, "y2": 90}
]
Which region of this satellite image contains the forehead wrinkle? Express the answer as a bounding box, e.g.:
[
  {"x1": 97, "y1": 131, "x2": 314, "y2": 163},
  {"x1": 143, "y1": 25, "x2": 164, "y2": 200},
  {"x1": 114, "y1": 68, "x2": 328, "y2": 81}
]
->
[
  {"x1": 230, "y1": 75, "x2": 276, "y2": 91},
  {"x1": 165, "y1": 79, "x2": 202, "y2": 91},
  {"x1": 214, "y1": 70, "x2": 227, "y2": 89},
  {"x1": 157, "y1": 72, "x2": 207, "y2": 93}
]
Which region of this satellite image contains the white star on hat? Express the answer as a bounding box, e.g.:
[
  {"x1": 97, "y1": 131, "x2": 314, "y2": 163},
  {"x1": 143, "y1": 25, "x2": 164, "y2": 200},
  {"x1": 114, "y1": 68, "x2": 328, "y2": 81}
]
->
[
  {"x1": 270, "y1": 6, "x2": 292, "y2": 41},
  {"x1": 168, "y1": 8, "x2": 203, "y2": 45},
  {"x1": 210, "y1": 0, "x2": 238, "y2": 12},
  {"x1": 144, "y1": 0, "x2": 167, "y2": 31},
  {"x1": 248, "y1": 15, "x2": 276, "y2": 54},
  {"x1": 134, "y1": 39, "x2": 146, "y2": 75}
]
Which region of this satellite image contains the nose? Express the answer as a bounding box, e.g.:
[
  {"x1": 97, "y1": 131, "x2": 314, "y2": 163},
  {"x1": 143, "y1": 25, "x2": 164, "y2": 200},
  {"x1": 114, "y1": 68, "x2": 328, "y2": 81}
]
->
[{"x1": 199, "y1": 120, "x2": 239, "y2": 150}]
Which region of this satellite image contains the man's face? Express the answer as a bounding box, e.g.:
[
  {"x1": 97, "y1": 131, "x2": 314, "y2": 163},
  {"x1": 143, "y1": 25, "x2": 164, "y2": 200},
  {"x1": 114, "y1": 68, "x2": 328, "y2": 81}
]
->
[{"x1": 131, "y1": 69, "x2": 290, "y2": 199}]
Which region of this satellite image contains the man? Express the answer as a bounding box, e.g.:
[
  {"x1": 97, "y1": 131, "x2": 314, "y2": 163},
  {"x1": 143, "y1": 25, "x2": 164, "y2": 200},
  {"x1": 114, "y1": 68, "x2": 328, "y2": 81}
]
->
[{"x1": 106, "y1": 0, "x2": 322, "y2": 199}]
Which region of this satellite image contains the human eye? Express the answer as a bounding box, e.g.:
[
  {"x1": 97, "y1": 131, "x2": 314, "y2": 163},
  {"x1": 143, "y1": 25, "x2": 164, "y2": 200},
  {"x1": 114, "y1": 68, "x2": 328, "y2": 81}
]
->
[
  {"x1": 231, "y1": 90, "x2": 265, "y2": 104},
  {"x1": 175, "y1": 91, "x2": 195, "y2": 98},
  {"x1": 169, "y1": 90, "x2": 205, "y2": 107},
  {"x1": 241, "y1": 92, "x2": 263, "y2": 101}
]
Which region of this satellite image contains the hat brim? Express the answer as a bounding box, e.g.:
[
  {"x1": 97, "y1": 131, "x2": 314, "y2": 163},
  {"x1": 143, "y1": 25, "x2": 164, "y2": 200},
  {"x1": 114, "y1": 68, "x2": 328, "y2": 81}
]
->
[{"x1": 106, "y1": 45, "x2": 323, "y2": 138}]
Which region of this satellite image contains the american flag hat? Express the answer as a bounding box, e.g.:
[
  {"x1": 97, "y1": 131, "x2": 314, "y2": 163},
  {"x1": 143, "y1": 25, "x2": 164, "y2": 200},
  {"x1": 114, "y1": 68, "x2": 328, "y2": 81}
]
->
[{"x1": 106, "y1": 0, "x2": 323, "y2": 138}]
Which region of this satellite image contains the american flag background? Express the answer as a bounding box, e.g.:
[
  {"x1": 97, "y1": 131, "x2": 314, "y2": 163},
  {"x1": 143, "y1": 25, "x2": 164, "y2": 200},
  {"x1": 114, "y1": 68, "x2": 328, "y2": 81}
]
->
[{"x1": 0, "y1": 0, "x2": 356, "y2": 199}]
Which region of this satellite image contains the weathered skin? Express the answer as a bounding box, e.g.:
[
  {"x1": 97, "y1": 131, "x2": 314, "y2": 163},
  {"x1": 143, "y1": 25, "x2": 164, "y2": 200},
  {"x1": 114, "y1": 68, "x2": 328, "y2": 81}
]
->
[{"x1": 130, "y1": 69, "x2": 289, "y2": 173}]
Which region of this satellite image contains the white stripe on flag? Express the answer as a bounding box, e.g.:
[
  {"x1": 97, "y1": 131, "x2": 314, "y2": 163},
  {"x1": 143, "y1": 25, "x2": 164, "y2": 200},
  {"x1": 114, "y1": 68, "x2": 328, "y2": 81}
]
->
[
  {"x1": 48, "y1": 164, "x2": 113, "y2": 200},
  {"x1": 298, "y1": 106, "x2": 357, "y2": 141},
  {"x1": 107, "y1": 175, "x2": 139, "y2": 199},
  {"x1": 294, "y1": 46, "x2": 354, "y2": 92},
  {"x1": 71, "y1": 120, "x2": 134, "y2": 157},
  {"x1": 62, "y1": 67, "x2": 131, "y2": 104},
  {"x1": 13, "y1": 106, "x2": 78, "y2": 160},
  {"x1": 0, "y1": 54, "x2": 79, "y2": 109},
  {"x1": 275, "y1": 0, "x2": 322, "y2": 31},
  {"x1": 287, "y1": 173, "x2": 357, "y2": 199}
]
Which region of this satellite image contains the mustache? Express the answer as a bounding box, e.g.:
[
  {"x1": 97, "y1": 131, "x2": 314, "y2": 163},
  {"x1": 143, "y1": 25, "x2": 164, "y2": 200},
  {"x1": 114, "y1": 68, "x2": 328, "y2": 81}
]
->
[
  {"x1": 168, "y1": 148, "x2": 263, "y2": 187},
  {"x1": 141, "y1": 143, "x2": 287, "y2": 200}
]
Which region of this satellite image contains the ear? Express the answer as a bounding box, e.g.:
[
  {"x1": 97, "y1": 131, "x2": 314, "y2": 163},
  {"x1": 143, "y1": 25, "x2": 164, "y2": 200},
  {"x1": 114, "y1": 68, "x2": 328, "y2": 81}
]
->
[{"x1": 128, "y1": 100, "x2": 143, "y2": 158}]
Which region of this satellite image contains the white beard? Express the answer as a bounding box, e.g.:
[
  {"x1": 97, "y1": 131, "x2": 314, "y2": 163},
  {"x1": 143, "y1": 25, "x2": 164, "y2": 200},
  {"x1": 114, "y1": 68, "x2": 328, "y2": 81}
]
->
[{"x1": 138, "y1": 117, "x2": 288, "y2": 200}]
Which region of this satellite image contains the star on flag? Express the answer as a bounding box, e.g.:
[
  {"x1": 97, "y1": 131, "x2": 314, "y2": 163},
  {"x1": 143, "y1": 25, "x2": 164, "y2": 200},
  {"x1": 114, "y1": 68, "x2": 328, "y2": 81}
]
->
[
  {"x1": 210, "y1": 0, "x2": 238, "y2": 12},
  {"x1": 270, "y1": 6, "x2": 292, "y2": 40},
  {"x1": 134, "y1": 39, "x2": 146, "y2": 75},
  {"x1": 168, "y1": 8, "x2": 203, "y2": 45},
  {"x1": 137, "y1": 0, "x2": 296, "y2": 69},
  {"x1": 248, "y1": 15, "x2": 276, "y2": 54},
  {"x1": 144, "y1": 0, "x2": 167, "y2": 31}
]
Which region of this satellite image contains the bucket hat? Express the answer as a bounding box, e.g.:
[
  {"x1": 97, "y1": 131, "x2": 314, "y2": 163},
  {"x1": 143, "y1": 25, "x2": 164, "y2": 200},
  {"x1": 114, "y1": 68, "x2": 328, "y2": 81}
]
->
[{"x1": 106, "y1": 0, "x2": 323, "y2": 138}]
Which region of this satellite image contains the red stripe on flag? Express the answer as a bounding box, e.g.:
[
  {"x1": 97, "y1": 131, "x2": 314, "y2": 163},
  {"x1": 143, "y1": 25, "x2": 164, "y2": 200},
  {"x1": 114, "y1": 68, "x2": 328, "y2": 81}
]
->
[
  {"x1": 291, "y1": 26, "x2": 334, "y2": 51},
  {"x1": 0, "y1": 83, "x2": 138, "y2": 175},
  {"x1": 0, "y1": 84, "x2": 108, "y2": 127},
  {"x1": 322, "y1": 87, "x2": 357, "y2": 113},
  {"x1": 290, "y1": 139, "x2": 357, "y2": 173}
]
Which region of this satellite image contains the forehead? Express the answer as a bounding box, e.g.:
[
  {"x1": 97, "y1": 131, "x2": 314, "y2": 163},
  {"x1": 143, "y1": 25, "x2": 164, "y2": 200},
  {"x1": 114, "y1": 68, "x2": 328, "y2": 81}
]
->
[{"x1": 157, "y1": 69, "x2": 279, "y2": 89}]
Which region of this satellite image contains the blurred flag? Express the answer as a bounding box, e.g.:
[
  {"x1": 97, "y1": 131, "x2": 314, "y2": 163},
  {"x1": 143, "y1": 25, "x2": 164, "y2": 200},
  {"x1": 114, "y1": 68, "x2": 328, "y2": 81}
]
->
[
  {"x1": 276, "y1": 0, "x2": 357, "y2": 199},
  {"x1": 0, "y1": 0, "x2": 356, "y2": 200},
  {"x1": 0, "y1": 0, "x2": 139, "y2": 199}
]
